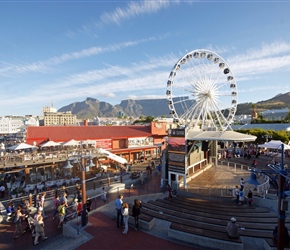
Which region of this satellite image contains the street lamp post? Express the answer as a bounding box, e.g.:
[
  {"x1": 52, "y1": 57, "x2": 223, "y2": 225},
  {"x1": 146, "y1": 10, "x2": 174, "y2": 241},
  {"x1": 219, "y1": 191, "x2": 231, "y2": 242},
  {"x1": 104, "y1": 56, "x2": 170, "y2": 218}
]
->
[
  {"x1": 64, "y1": 155, "x2": 95, "y2": 227},
  {"x1": 80, "y1": 157, "x2": 87, "y2": 227}
]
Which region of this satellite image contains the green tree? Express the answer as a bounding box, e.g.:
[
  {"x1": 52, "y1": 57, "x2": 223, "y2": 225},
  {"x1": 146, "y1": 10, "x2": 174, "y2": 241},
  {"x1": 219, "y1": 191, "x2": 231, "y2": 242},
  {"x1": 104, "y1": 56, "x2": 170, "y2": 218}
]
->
[
  {"x1": 284, "y1": 111, "x2": 290, "y2": 123},
  {"x1": 144, "y1": 116, "x2": 154, "y2": 122}
]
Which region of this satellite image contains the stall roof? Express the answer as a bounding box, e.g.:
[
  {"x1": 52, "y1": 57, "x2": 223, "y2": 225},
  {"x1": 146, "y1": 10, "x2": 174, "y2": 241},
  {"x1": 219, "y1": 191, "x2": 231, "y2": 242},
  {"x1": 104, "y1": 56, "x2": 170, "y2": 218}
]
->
[{"x1": 187, "y1": 130, "x2": 257, "y2": 142}]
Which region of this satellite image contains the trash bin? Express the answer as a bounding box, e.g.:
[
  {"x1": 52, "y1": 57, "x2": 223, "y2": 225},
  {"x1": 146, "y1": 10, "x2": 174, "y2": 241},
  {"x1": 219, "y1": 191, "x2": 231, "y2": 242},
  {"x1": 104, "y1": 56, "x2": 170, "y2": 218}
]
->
[{"x1": 81, "y1": 209, "x2": 88, "y2": 227}]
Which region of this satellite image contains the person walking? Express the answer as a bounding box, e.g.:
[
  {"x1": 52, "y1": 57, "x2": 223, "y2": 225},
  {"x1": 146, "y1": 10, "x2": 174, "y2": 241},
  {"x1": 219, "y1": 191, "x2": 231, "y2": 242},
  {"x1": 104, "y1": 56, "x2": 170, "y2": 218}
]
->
[
  {"x1": 132, "y1": 199, "x2": 142, "y2": 231},
  {"x1": 13, "y1": 206, "x2": 26, "y2": 239},
  {"x1": 115, "y1": 195, "x2": 123, "y2": 228},
  {"x1": 52, "y1": 195, "x2": 61, "y2": 220},
  {"x1": 40, "y1": 192, "x2": 47, "y2": 218},
  {"x1": 57, "y1": 201, "x2": 66, "y2": 229},
  {"x1": 34, "y1": 215, "x2": 48, "y2": 245},
  {"x1": 122, "y1": 202, "x2": 129, "y2": 234}
]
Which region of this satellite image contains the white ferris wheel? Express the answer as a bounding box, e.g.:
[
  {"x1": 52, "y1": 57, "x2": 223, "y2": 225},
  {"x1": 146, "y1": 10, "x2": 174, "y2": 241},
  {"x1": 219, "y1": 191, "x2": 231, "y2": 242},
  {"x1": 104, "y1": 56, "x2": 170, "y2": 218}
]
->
[{"x1": 166, "y1": 49, "x2": 238, "y2": 132}]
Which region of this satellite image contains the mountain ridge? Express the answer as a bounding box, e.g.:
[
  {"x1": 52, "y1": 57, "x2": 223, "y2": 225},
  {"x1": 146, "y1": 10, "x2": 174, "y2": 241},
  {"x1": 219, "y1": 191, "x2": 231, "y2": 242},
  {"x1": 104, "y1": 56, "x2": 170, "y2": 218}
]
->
[{"x1": 58, "y1": 92, "x2": 290, "y2": 119}]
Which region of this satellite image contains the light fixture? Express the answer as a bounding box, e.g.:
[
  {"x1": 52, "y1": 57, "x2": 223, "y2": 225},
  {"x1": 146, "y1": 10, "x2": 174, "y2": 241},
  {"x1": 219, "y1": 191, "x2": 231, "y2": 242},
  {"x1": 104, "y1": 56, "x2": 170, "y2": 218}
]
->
[
  {"x1": 87, "y1": 158, "x2": 95, "y2": 167},
  {"x1": 63, "y1": 160, "x2": 74, "y2": 169}
]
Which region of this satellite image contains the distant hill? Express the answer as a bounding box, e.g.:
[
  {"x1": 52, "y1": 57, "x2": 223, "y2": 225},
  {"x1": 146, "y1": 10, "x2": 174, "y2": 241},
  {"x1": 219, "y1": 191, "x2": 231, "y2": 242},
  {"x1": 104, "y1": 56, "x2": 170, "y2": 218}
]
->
[
  {"x1": 235, "y1": 92, "x2": 290, "y2": 115},
  {"x1": 58, "y1": 92, "x2": 290, "y2": 119}
]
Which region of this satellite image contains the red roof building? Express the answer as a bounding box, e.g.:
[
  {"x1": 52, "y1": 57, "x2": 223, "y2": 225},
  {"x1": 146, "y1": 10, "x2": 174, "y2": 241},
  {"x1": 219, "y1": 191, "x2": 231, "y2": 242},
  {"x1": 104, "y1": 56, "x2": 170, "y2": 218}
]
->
[{"x1": 26, "y1": 122, "x2": 167, "y2": 163}]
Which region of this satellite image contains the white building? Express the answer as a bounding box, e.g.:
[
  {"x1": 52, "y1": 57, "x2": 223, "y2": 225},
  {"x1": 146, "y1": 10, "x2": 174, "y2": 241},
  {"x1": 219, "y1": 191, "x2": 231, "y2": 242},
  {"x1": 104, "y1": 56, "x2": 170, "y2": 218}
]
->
[
  {"x1": 42, "y1": 106, "x2": 57, "y2": 116},
  {"x1": 0, "y1": 116, "x2": 39, "y2": 140},
  {"x1": 260, "y1": 108, "x2": 289, "y2": 121}
]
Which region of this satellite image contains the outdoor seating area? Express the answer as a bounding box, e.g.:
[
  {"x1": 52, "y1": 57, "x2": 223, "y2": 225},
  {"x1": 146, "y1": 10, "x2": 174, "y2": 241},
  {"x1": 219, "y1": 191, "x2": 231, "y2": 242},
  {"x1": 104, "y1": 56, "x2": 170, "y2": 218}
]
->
[{"x1": 140, "y1": 194, "x2": 287, "y2": 249}]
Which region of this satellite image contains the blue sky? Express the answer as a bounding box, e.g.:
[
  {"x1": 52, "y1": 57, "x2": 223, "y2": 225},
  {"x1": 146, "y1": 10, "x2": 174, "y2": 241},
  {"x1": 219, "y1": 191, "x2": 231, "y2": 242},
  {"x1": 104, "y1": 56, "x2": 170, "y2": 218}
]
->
[{"x1": 1, "y1": 0, "x2": 290, "y2": 116}]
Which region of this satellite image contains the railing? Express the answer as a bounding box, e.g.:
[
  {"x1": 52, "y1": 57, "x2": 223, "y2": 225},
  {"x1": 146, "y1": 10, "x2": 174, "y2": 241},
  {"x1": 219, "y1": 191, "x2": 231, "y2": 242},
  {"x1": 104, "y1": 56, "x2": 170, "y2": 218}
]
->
[
  {"x1": 180, "y1": 159, "x2": 270, "y2": 198},
  {"x1": 0, "y1": 148, "x2": 101, "y2": 167}
]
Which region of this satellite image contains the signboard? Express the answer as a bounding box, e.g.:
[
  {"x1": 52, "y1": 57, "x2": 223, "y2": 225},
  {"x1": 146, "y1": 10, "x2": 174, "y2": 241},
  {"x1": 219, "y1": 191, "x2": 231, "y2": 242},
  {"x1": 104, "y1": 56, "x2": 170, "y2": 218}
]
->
[
  {"x1": 128, "y1": 137, "x2": 153, "y2": 148},
  {"x1": 95, "y1": 139, "x2": 112, "y2": 150},
  {"x1": 167, "y1": 129, "x2": 186, "y2": 175}
]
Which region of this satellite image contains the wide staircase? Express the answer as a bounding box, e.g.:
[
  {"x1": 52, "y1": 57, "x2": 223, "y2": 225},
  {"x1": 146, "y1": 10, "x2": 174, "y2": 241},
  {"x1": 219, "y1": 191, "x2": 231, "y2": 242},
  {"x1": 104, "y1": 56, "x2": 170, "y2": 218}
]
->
[{"x1": 139, "y1": 193, "x2": 290, "y2": 250}]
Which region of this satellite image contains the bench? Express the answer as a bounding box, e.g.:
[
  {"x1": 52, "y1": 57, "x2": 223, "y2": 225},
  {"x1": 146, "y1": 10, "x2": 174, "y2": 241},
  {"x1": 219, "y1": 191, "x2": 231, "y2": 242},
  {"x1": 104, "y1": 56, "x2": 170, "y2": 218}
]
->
[
  {"x1": 142, "y1": 201, "x2": 274, "y2": 238},
  {"x1": 146, "y1": 200, "x2": 281, "y2": 231},
  {"x1": 169, "y1": 223, "x2": 243, "y2": 250},
  {"x1": 264, "y1": 238, "x2": 290, "y2": 250},
  {"x1": 168, "y1": 197, "x2": 274, "y2": 215}
]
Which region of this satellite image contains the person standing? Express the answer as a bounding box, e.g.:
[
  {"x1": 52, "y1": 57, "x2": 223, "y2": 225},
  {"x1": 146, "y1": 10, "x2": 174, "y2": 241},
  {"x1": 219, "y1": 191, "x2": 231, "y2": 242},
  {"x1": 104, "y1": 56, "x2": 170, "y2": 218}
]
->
[
  {"x1": 86, "y1": 197, "x2": 92, "y2": 212},
  {"x1": 0, "y1": 183, "x2": 5, "y2": 198},
  {"x1": 234, "y1": 186, "x2": 240, "y2": 205},
  {"x1": 240, "y1": 178, "x2": 245, "y2": 191},
  {"x1": 140, "y1": 171, "x2": 144, "y2": 185},
  {"x1": 77, "y1": 200, "x2": 82, "y2": 217},
  {"x1": 132, "y1": 199, "x2": 142, "y2": 231},
  {"x1": 167, "y1": 184, "x2": 173, "y2": 200},
  {"x1": 101, "y1": 187, "x2": 107, "y2": 203},
  {"x1": 72, "y1": 198, "x2": 78, "y2": 218},
  {"x1": 34, "y1": 215, "x2": 48, "y2": 245},
  {"x1": 239, "y1": 189, "x2": 245, "y2": 205},
  {"x1": 247, "y1": 189, "x2": 253, "y2": 206},
  {"x1": 13, "y1": 206, "x2": 26, "y2": 239},
  {"x1": 122, "y1": 202, "x2": 129, "y2": 234},
  {"x1": 115, "y1": 195, "x2": 123, "y2": 228}
]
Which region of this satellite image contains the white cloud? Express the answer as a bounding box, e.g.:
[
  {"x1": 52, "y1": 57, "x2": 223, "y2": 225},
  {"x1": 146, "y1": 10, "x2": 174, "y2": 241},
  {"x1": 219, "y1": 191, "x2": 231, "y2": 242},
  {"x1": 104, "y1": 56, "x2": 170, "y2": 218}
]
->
[
  {"x1": 99, "y1": 0, "x2": 179, "y2": 26},
  {"x1": 0, "y1": 37, "x2": 158, "y2": 76},
  {"x1": 100, "y1": 92, "x2": 116, "y2": 98},
  {"x1": 2, "y1": 40, "x2": 290, "y2": 112}
]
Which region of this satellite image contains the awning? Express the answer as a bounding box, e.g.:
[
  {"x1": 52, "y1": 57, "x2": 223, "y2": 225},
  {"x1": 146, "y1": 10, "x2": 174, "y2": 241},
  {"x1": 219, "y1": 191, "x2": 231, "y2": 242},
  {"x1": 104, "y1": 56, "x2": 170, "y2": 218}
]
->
[
  {"x1": 258, "y1": 140, "x2": 290, "y2": 150},
  {"x1": 187, "y1": 130, "x2": 257, "y2": 142},
  {"x1": 99, "y1": 148, "x2": 128, "y2": 165}
]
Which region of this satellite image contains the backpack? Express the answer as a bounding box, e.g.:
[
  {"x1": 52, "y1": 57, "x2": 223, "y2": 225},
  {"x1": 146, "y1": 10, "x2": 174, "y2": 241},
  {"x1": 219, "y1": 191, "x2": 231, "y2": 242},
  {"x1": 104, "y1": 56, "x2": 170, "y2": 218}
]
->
[{"x1": 57, "y1": 205, "x2": 63, "y2": 214}]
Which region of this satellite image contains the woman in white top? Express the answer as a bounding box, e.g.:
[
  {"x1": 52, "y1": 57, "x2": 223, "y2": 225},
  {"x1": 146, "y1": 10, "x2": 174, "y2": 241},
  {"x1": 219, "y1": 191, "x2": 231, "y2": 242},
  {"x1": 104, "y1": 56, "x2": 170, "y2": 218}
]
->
[{"x1": 121, "y1": 202, "x2": 129, "y2": 234}]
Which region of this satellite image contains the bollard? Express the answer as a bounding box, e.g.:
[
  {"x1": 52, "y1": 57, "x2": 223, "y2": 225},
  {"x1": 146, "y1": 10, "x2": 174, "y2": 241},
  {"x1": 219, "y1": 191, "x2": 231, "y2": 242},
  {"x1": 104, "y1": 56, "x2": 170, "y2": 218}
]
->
[{"x1": 107, "y1": 177, "x2": 110, "y2": 186}]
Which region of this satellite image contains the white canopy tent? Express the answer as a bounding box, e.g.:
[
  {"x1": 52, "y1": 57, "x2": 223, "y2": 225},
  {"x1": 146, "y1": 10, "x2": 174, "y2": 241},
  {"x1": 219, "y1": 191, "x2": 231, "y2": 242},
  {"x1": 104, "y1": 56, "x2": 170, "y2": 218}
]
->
[
  {"x1": 187, "y1": 130, "x2": 257, "y2": 142},
  {"x1": 7, "y1": 142, "x2": 36, "y2": 151},
  {"x1": 62, "y1": 139, "x2": 80, "y2": 147},
  {"x1": 258, "y1": 140, "x2": 290, "y2": 150},
  {"x1": 40, "y1": 140, "x2": 61, "y2": 147}
]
